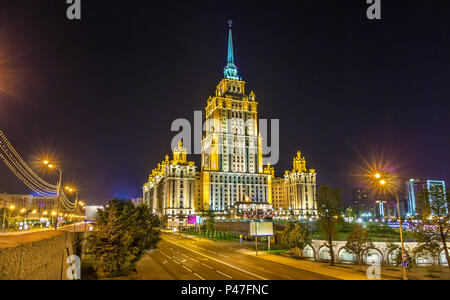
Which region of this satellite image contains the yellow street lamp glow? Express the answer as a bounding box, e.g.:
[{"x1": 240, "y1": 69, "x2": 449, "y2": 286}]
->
[
  {"x1": 48, "y1": 164, "x2": 53, "y2": 169},
  {"x1": 20, "y1": 208, "x2": 26, "y2": 213},
  {"x1": 32, "y1": 210, "x2": 37, "y2": 214},
  {"x1": 43, "y1": 211, "x2": 48, "y2": 215},
  {"x1": 9, "y1": 205, "x2": 15, "y2": 210},
  {"x1": 51, "y1": 211, "x2": 56, "y2": 216},
  {"x1": 375, "y1": 173, "x2": 381, "y2": 179},
  {"x1": 380, "y1": 179, "x2": 386, "y2": 185},
  {"x1": 43, "y1": 160, "x2": 49, "y2": 165}
]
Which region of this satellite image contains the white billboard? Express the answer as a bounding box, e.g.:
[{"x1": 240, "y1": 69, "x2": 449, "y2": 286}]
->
[
  {"x1": 250, "y1": 222, "x2": 273, "y2": 237},
  {"x1": 85, "y1": 205, "x2": 103, "y2": 220}
]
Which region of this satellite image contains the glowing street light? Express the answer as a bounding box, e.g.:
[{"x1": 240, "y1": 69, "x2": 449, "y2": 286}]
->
[
  {"x1": 43, "y1": 160, "x2": 63, "y2": 230},
  {"x1": 372, "y1": 170, "x2": 408, "y2": 280}
]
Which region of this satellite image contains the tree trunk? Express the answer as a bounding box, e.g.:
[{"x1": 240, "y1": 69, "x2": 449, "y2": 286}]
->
[
  {"x1": 329, "y1": 235, "x2": 335, "y2": 266},
  {"x1": 440, "y1": 231, "x2": 450, "y2": 268}
]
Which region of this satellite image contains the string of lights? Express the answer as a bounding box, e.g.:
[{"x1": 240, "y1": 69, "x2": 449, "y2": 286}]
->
[
  {"x1": 59, "y1": 190, "x2": 76, "y2": 209},
  {"x1": 0, "y1": 151, "x2": 55, "y2": 197},
  {"x1": 0, "y1": 141, "x2": 57, "y2": 194},
  {"x1": 0, "y1": 131, "x2": 78, "y2": 212},
  {"x1": 0, "y1": 131, "x2": 57, "y2": 189}
]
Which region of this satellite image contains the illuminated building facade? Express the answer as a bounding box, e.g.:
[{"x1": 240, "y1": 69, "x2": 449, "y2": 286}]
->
[
  {"x1": 143, "y1": 22, "x2": 318, "y2": 224},
  {"x1": 143, "y1": 142, "x2": 196, "y2": 227},
  {"x1": 200, "y1": 21, "x2": 271, "y2": 214},
  {"x1": 0, "y1": 192, "x2": 58, "y2": 216},
  {"x1": 406, "y1": 179, "x2": 447, "y2": 216},
  {"x1": 283, "y1": 152, "x2": 317, "y2": 216}
]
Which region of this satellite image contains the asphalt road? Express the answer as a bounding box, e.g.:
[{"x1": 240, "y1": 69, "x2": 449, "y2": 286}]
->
[
  {"x1": 0, "y1": 222, "x2": 90, "y2": 236},
  {"x1": 137, "y1": 233, "x2": 336, "y2": 280}
]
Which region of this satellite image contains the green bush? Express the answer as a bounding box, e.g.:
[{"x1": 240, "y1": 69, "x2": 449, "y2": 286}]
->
[{"x1": 89, "y1": 199, "x2": 161, "y2": 276}]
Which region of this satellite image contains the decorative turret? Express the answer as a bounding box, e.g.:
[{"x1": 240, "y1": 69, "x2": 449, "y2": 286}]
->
[
  {"x1": 172, "y1": 141, "x2": 187, "y2": 165},
  {"x1": 249, "y1": 91, "x2": 256, "y2": 101},
  {"x1": 264, "y1": 163, "x2": 275, "y2": 178},
  {"x1": 292, "y1": 151, "x2": 308, "y2": 173}
]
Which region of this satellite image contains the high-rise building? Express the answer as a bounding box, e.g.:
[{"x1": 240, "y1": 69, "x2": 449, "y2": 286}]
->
[
  {"x1": 352, "y1": 188, "x2": 369, "y2": 208},
  {"x1": 200, "y1": 21, "x2": 271, "y2": 213},
  {"x1": 142, "y1": 22, "x2": 317, "y2": 225},
  {"x1": 406, "y1": 179, "x2": 447, "y2": 216}
]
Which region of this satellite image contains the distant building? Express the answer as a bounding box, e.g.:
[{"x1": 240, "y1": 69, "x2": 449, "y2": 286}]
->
[
  {"x1": 85, "y1": 205, "x2": 104, "y2": 220},
  {"x1": 271, "y1": 176, "x2": 287, "y2": 211},
  {"x1": 406, "y1": 179, "x2": 447, "y2": 216},
  {"x1": 0, "y1": 192, "x2": 57, "y2": 215},
  {"x1": 352, "y1": 188, "x2": 369, "y2": 208},
  {"x1": 131, "y1": 197, "x2": 143, "y2": 206},
  {"x1": 143, "y1": 142, "x2": 196, "y2": 228}
]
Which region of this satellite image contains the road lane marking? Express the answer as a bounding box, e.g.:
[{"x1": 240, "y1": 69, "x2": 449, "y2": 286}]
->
[
  {"x1": 217, "y1": 270, "x2": 232, "y2": 279},
  {"x1": 193, "y1": 273, "x2": 205, "y2": 280},
  {"x1": 162, "y1": 236, "x2": 268, "y2": 280},
  {"x1": 218, "y1": 254, "x2": 229, "y2": 258},
  {"x1": 191, "y1": 258, "x2": 199, "y2": 263},
  {"x1": 182, "y1": 265, "x2": 192, "y2": 272},
  {"x1": 201, "y1": 263, "x2": 213, "y2": 269}
]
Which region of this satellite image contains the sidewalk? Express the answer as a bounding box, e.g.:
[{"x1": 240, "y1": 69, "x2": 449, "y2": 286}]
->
[{"x1": 236, "y1": 248, "x2": 450, "y2": 280}]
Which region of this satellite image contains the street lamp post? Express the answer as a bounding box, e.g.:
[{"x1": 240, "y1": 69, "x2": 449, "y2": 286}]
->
[
  {"x1": 44, "y1": 161, "x2": 62, "y2": 230},
  {"x1": 375, "y1": 172, "x2": 408, "y2": 280}
]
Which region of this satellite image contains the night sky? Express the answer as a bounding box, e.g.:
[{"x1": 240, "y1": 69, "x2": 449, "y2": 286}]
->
[{"x1": 0, "y1": 0, "x2": 448, "y2": 206}]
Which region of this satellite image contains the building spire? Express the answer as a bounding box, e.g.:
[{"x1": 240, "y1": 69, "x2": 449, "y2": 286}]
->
[
  {"x1": 224, "y1": 20, "x2": 240, "y2": 80},
  {"x1": 227, "y1": 20, "x2": 234, "y2": 65}
]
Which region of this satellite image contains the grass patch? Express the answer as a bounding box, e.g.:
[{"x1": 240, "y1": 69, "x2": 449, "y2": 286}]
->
[{"x1": 266, "y1": 249, "x2": 287, "y2": 254}]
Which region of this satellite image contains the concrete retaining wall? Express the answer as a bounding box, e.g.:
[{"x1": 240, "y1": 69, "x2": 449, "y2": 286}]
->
[{"x1": 0, "y1": 231, "x2": 90, "y2": 280}]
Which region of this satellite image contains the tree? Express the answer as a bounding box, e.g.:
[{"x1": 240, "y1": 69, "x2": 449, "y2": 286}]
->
[
  {"x1": 413, "y1": 242, "x2": 441, "y2": 266},
  {"x1": 344, "y1": 223, "x2": 375, "y2": 265},
  {"x1": 386, "y1": 242, "x2": 415, "y2": 267},
  {"x1": 289, "y1": 223, "x2": 312, "y2": 258},
  {"x1": 317, "y1": 184, "x2": 342, "y2": 266},
  {"x1": 89, "y1": 199, "x2": 161, "y2": 276},
  {"x1": 413, "y1": 186, "x2": 449, "y2": 268},
  {"x1": 344, "y1": 207, "x2": 356, "y2": 222},
  {"x1": 205, "y1": 207, "x2": 216, "y2": 239},
  {"x1": 281, "y1": 222, "x2": 296, "y2": 250}
]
